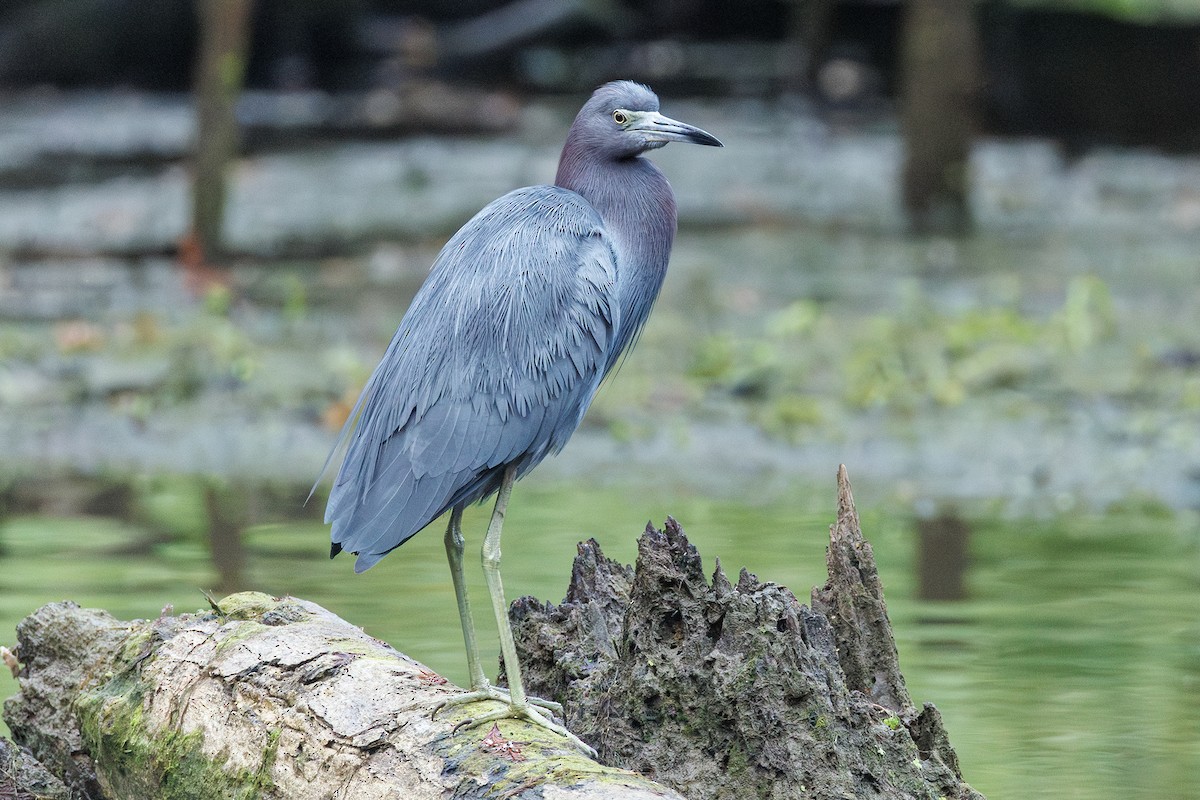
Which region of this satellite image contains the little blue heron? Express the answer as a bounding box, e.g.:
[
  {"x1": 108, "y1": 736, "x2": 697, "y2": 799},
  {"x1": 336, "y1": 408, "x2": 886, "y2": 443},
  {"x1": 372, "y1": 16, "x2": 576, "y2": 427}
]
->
[{"x1": 321, "y1": 81, "x2": 721, "y2": 754}]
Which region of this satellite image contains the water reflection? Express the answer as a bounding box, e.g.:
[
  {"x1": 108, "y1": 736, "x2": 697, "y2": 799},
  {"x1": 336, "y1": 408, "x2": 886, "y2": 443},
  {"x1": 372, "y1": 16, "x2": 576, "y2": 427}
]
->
[
  {"x1": 3, "y1": 481, "x2": 1197, "y2": 800},
  {"x1": 901, "y1": 510, "x2": 1200, "y2": 800}
]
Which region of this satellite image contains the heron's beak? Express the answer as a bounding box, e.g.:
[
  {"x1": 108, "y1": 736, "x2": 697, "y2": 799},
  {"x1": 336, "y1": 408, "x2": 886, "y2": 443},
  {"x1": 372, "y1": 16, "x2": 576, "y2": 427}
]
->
[{"x1": 630, "y1": 111, "x2": 723, "y2": 147}]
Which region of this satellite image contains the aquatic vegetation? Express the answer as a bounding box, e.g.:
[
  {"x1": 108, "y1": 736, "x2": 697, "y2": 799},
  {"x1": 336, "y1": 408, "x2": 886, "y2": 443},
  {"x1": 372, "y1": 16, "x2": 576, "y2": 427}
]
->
[{"x1": 645, "y1": 273, "x2": 1173, "y2": 442}]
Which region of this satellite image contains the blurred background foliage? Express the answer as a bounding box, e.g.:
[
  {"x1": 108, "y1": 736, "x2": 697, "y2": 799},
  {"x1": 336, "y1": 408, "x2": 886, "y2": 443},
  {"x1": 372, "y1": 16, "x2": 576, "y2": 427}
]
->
[
  {"x1": 0, "y1": 2, "x2": 1198, "y2": 799},
  {"x1": 1010, "y1": 0, "x2": 1200, "y2": 21}
]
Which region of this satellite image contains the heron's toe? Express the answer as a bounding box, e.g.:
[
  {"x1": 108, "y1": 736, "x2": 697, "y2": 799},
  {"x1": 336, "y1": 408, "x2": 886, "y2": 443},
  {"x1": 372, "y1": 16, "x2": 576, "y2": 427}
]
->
[
  {"x1": 528, "y1": 695, "x2": 564, "y2": 715},
  {"x1": 451, "y1": 703, "x2": 596, "y2": 759},
  {"x1": 432, "y1": 684, "x2": 562, "y2": 719},
  {"x1": 431, "y1": 685, "x2": 509, "y2": 718}
]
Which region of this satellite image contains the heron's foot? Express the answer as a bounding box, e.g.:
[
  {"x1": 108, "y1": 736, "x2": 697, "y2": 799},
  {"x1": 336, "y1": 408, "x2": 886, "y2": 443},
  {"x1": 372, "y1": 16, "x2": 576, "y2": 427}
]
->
[
  {"x1": 432, "y1": 684, "x2": 562, "y2": 718},
  {"x1": 452, "y1": 701, "x2": 597, "y2": 759}
]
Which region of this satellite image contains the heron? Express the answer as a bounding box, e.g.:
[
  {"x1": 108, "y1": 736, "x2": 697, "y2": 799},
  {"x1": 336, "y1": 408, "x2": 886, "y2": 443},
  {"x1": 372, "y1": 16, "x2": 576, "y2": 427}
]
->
[{"x1": 321, "y1": 81, "x2": 721, "y2": 754}]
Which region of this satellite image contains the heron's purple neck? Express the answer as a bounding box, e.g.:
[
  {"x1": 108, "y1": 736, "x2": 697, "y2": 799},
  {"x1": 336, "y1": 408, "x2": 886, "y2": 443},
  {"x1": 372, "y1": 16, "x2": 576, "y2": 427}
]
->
[{"x1": 556, "y1": 147, "x2": 678, "y2": 365}]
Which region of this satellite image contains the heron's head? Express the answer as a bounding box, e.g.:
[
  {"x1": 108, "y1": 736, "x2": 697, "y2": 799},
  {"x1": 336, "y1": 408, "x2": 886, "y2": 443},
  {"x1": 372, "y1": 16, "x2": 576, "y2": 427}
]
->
[{"x1": 569, "y1": 80, "x2": 722, "y2": 161}]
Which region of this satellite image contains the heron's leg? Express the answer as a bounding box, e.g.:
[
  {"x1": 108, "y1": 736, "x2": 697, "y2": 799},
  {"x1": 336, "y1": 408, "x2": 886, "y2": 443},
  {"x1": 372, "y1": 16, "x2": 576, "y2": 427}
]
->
[
  {"x1": 444, "y1": 505, "x2": 488, "y2": 690},
  {"x1": 435, "y1": 466, "x2": 594, "y2": 758},
  {"x1": 431, "y1": 474, "x2": 561, "y2": 718},
  {"x1": 480, "y1": 464, "x2": 528, "y2": 707}
]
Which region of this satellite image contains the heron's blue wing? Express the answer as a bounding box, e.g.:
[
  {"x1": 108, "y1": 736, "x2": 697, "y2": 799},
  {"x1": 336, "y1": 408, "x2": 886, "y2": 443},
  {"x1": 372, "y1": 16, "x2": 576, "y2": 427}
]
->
[{"x1": 324, "y1": 186, "x2": 619, "y2": 571}]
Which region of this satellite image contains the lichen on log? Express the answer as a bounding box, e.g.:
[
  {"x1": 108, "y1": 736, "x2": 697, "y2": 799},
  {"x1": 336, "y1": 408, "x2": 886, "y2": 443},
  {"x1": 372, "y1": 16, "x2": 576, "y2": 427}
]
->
[
  {"x1": 510, "y1": 465, "x2": 984, "y2": 800},
  {"x1": 4, "y1": 594, "x2": 684, "y2": 800}
]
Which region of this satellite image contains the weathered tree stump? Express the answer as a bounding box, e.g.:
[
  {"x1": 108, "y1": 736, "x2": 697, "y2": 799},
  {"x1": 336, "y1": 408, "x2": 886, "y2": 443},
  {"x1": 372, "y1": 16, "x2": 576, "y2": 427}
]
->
[
  {"x1": 511, "y1": 465, "x2": 983, "y2": 800},
  {"x1": 3, "y1": 594, "x2": 683, "y2": 799},
  {"x1": 0, "y1": 736, "x2": 72, "y2": 800}
]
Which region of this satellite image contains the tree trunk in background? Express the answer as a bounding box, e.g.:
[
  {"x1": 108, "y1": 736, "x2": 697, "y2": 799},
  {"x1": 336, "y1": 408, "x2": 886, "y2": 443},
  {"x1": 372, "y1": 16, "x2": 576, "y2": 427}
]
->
[
  {"x1": 190, "y1": 0, "x2": 253, "y2": 264},
  {"x1": 900, "y1": 0, "x2": 980, "y2": 235},
  {"x1": 791, "y1": 0, "x2": 836, "y2": 92}
]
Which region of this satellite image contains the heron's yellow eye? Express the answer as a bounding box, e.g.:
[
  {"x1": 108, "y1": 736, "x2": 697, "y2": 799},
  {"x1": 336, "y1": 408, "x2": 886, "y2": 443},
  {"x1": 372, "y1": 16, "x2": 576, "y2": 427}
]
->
[{"x1": 612, "y1": 110, "x2": 629, "y2": 125}]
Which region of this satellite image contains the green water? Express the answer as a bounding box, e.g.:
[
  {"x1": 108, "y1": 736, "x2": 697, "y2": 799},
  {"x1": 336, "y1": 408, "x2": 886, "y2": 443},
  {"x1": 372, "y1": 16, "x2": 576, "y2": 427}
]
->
[{"x1": 3, "y1": 477, "x2": 1197, "y2": 800}]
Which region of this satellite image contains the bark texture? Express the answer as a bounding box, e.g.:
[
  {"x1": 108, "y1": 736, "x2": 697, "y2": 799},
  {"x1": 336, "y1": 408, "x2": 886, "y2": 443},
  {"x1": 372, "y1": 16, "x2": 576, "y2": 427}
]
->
[
  {"x1": 3, "y1": 594, "x2": 684, "y2": 800},
  {"x1": 809, "y1": 465, "x2": 911, "y2": 711},
  {"x1": 0, "y1": 736, "x2": 72, "y2": 800},
  {"x1": 511, "y1": 465, "x2": 984, "y2": 800}
]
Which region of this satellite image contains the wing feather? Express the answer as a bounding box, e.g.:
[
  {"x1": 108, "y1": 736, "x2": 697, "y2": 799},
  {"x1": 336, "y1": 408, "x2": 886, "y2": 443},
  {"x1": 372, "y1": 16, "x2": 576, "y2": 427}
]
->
[{"x1": 325, "y1": 186, "x2": 619, "y2": 566}]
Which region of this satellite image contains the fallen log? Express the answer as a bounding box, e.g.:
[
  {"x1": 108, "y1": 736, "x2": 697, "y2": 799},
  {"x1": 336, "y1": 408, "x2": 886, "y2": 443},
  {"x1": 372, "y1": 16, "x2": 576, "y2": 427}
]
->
[
  {"x1": 3, "y1": 465, "x2": 983, "y2": 799},
  {"x1": 3, "y1": 594, "x2": 684, "y2": 799}
]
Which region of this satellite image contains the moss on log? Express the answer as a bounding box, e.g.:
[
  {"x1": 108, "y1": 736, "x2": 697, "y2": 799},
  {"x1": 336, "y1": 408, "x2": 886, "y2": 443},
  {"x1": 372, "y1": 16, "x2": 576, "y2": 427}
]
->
[{"x1": 4, "y1": 594, "x2": 684, "y2": 799}]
